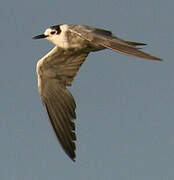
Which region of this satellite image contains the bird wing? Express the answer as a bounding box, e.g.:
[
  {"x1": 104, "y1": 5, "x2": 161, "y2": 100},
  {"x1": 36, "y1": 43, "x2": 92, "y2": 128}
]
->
[
  {"x1": 68, "y1": 25, "x2": 162, "y2": 61},
  {"x1": 36, "y1": 47, "x2": 89, "y2": 161}
]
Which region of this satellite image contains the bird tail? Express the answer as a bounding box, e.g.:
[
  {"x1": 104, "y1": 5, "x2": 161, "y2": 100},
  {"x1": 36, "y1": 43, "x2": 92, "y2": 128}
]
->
[{"x1": 123, "y1": 41, "x2": 147, "y2": 46}]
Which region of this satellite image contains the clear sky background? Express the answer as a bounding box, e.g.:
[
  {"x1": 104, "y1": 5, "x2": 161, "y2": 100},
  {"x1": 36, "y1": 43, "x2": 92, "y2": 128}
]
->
[{"x1": 0, "y1": 0, "x2": 173, "y2": 179}]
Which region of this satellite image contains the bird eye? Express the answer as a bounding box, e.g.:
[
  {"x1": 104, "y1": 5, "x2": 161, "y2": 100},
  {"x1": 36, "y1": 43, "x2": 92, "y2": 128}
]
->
[{"x1": 50, "y1": 31, "x2": 56, "y2": 35}]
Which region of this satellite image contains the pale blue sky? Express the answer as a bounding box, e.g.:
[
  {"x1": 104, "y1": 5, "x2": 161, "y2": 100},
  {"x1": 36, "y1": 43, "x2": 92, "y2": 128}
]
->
[{"x1": 0, "y1": 0, "x2": 173, "y2": 179}]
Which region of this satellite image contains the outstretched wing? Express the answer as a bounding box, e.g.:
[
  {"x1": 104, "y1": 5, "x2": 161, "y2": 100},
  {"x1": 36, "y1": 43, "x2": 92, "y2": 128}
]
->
[
  {"x1": 37, "y1": 47, "x2": 89, "y2": 161},
  {"x1": 68, "y1": 25, "x2": 162, "y2": 61}
]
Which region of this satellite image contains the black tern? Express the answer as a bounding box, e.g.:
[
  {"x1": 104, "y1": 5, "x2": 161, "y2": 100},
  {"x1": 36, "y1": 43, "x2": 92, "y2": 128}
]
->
[{"x1": 33, "y1": 24, "x2": 162, "y2": 161}]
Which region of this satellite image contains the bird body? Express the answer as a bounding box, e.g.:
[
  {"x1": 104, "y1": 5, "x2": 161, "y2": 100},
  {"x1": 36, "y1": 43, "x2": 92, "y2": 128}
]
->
[{"x1": 33, "y1": 24, "x2": 162, "y2": 161}]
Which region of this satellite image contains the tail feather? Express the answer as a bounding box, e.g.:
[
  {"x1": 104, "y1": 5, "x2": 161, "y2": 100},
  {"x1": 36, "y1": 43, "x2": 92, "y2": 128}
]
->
[{"x1": 124, "y1": 41, "x2": 147, "y2": 46}]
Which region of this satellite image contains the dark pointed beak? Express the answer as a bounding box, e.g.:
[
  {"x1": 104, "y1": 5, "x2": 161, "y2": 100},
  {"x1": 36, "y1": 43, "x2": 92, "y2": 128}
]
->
[{"x1": 32, "y1": 34, "x2": 47, "y2": 39}]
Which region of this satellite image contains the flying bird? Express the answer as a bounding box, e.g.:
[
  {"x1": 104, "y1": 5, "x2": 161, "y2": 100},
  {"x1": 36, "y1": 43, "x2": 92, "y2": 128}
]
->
[{"x1": 33, "y1": 24, "x2": 162, "y2": 161}]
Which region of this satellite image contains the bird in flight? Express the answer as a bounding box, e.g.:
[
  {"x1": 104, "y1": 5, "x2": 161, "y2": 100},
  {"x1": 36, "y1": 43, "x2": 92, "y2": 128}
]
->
[{"x1": 33, "y1": 24, "x2": 162, "y2": 161}]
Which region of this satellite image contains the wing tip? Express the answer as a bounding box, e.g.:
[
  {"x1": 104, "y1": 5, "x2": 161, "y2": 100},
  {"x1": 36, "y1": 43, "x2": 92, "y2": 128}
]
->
[
  {"x1": 71, "y1": 158, "x2": 76, "y2": 162},
  {"x1": 146, "y1": 56, "x2": 163, "y2": 61},
  {"x1": 67, "y1": 152, "x2": 76, "y2": 162}
]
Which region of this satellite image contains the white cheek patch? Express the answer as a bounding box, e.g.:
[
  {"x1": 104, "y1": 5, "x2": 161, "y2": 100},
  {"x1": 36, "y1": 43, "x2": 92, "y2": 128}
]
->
[{"x1": 46, "y1": 25, "x2": 70, "y2": 49}]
